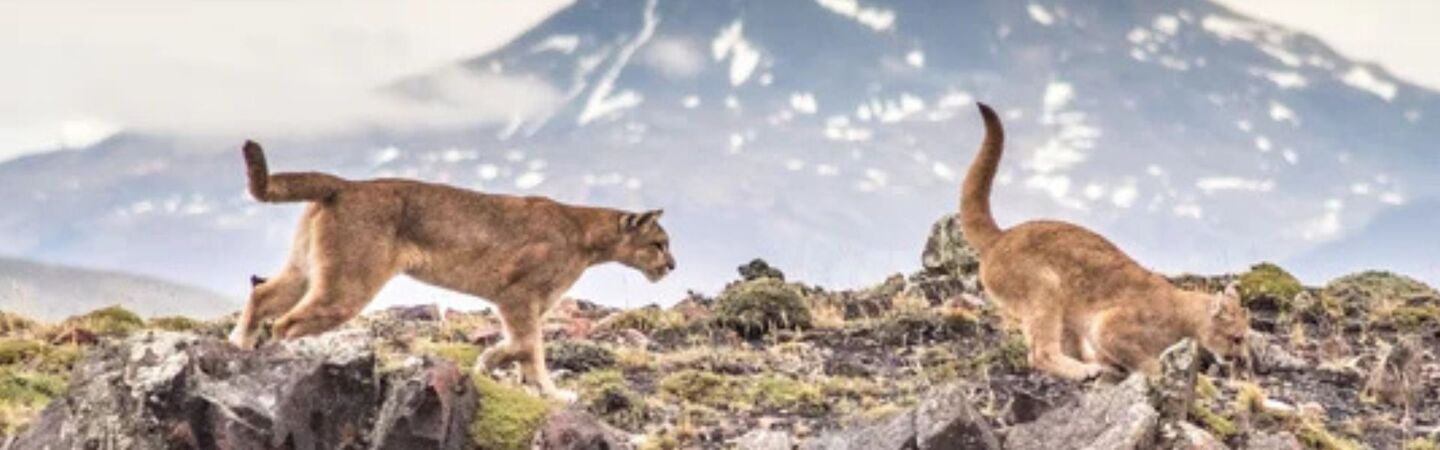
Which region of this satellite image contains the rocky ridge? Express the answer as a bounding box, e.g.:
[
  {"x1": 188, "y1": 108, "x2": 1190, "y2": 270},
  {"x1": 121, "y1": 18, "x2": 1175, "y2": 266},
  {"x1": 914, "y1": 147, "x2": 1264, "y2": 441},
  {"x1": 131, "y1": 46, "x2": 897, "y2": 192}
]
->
[{"x1": 1, "y1": 214, "x2": 1438, "y2": 449}]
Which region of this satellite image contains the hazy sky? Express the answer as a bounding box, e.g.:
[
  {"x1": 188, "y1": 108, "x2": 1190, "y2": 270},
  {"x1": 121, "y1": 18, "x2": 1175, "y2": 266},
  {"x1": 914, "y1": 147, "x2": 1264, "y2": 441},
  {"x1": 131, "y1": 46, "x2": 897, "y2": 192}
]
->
[{"x1": 2, "y1": 0, "x2": 1437, "y2": 162}]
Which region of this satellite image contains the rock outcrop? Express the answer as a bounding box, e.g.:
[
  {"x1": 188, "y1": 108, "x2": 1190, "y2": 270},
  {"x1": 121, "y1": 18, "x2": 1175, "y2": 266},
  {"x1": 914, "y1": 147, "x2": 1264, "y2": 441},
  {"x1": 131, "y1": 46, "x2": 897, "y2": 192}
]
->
[
  {"x1": 12, "y1": 330, "x2": 475, "y2": 450},
  {"x1": 800, "y1": 382, "x2": 1000, "y2": 450}
]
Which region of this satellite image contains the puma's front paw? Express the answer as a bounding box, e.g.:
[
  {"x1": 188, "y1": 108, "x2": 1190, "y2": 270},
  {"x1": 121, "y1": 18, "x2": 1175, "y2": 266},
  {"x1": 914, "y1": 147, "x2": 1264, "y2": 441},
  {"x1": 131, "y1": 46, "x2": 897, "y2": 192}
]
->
[
  {"x1": 228, "y1": 328, "x2": 257, "y2": 350},
  {"x1": 1079, "y1": 363, "x2": 1118, "y2": 382}
]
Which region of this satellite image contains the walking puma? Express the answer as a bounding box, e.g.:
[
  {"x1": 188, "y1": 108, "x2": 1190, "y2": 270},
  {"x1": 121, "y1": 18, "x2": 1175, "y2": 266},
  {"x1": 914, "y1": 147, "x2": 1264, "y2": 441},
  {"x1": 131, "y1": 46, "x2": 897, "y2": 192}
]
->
[
  {"x1": 228, "y1": 141, "x2": 676, "y2": 400},
  {"x1": 959, "y1": 104, "x2": 1250, "y2": 379}
]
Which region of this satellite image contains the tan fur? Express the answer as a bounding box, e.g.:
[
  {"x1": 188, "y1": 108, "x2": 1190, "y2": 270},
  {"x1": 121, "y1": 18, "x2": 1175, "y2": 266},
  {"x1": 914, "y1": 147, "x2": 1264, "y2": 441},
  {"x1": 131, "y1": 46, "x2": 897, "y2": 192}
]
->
[
  {"x1": 228, "y1": 141, "x2": 676, "y2": 400},
  {"x1": 959, "y1": 104, "x2": 1250, "y2": 380}
]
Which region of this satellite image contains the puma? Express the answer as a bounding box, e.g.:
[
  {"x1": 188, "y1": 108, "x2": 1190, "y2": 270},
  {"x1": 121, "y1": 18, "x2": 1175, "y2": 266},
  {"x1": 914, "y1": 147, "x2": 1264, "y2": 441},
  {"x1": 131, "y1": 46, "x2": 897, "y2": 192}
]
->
[
  {"x1": 228, "y1": 141, "x2": 676, "y2": 400},
  {"x1": 959, "y1": 104, "x2": 1249, "y2": 379}
]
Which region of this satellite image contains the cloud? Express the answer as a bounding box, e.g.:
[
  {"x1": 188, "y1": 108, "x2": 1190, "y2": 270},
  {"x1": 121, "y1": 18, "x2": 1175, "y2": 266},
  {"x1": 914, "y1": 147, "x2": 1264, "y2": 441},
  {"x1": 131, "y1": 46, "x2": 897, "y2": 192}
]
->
[
  {"x1": 0, "y1": 0, "x2": 574, "y2": 161},
  {"x1": 641, "y1": 38, "x2": 706, "y2": 79}
]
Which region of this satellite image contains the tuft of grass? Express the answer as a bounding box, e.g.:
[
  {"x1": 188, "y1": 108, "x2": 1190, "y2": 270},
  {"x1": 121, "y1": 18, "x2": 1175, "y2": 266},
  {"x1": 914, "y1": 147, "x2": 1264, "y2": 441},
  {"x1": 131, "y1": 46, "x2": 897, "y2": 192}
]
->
[
  {"x1": 658, "y1": 369, "x2": 748, "y2": 411},
  {"x1": 470, "y1": 375, "x2": 552, "y2": 450},
  {"x1": 0, "y1": 339, "x2": 48, "y2": 366},
  {"x1": 751, "y1": 374, "x2": 825, "y2": 415},
  {"x1": 1322, "y1": 271, "x2": 1439, "y2": 327},
  {"x1": 60, "y1": 305, "x2": 144, "y2": 338},
  {"x1": 1237, "y1": 262, "x2": 1304, "y2": 309},
  {"x1": 714, "y1": 279, "x2": 812, "y2": 339},
  {"x1": 1294, "y1": 416, "x2": 1363, "y2": 450},
  {"x1": 574, "y1": 370, "x2": 648, "y2": 431},
  {"x1": 1189, "y1": 403, "x2": 1239, "y2": 439},
  {"x1": 147, "y1": 316, "x2": 203, "y2": 332},
  {"x1": 0, "y1": 368, "x2": 67, "y2": 436},
  {"x1": 415, "y1": 340, "x2": 481, "y2": 369},
  {"x1": 0, "y1": 312, "x2": 37, "y2": 337},
  {"x1": 1404, "y1": 438, "x2": 1438, "y2": 450},
  {"x1": 919, "y1": 345, "x2": 961, "y2": 382},
  {"x1": 603, "y1": 307, "x2": 686, "y2": 335},
  {"x1": 545, "y1": 341, "x2": 616, "y2": 373}
]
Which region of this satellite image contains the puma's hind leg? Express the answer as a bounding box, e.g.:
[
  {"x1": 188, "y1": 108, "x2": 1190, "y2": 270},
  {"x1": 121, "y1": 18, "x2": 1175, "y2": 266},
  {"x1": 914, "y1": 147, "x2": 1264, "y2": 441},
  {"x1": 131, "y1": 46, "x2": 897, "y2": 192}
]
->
[
  {"x1": 229, "y1": 267, "x2": 308, "y2": 349},
  {"x1": 1024, "y1": 312, "x2": 1114, "y2": 381},
  {"x1": 230, "y1": 209, "x2": 318, "y2": 349},
  {"x1": 270, "y1": 206, "x2": 399, "y2": 340}
]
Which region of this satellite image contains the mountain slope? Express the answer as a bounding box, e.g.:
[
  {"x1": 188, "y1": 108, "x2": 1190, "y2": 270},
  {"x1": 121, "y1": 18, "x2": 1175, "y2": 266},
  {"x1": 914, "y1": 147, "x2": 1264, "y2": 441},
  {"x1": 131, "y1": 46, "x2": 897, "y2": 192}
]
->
[
  {"x1": 0, "y1": 257, "x2": 237, "y2": 321},
  {"x1": 0, "y1": 0, "x2": 1437, "y2": 306}
]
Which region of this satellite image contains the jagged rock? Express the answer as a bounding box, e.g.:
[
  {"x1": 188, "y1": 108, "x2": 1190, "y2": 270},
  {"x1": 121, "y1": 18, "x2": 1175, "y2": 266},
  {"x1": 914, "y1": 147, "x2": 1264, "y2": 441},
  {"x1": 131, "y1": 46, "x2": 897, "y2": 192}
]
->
[
  {"x1": 1154, "y1": 339, "x2": 1200, "y2": 421},
  {"x1": 1246, "y1": 333, "x2": 1307, "y2": 374},
  {"x1": 801, "y1": 382, "x2": 999, "y2": 450},
  {"x1": 1242, "y1": 432, "x2": 1303, "y2": 450},
  {"x1": 385, "y1": 304, "x2": 442, "y2": 321},
  {"x1": 532, "y1": 407, "x2": 632, "y2": 450},
  {"x1": 921, "y1": 214, "x2": 980, "y2": 278},
  {"x1": 1006, "y1": 376, "x2": 1158, "y2": 450},
  {"x1": 735, "y1": 429, "x2": 793, "y2": 450},
  {"x1": 371, "y1": 358, "x2": 478, "y2": 450},
  {"x1": 738, "y1": 259, "x2": 786, "y2": 282},
  {"x1": 1175, "y1": 422, "x2": 1229, "y2": 450},
  {"x1": 12, "y1": 330, "x2": 479, "y2": 450},
  {"x1": 1364, "y1": 336, "x2": 1423, "y2": 408}
]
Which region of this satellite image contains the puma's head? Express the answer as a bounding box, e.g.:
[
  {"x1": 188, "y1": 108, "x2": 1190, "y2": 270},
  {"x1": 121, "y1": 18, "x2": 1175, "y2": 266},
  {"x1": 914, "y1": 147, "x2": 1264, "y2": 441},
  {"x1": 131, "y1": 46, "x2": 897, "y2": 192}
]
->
[
  {"x1": 1197, "y1": 284, "x2": 1250, "y2": 363},
  {"x1": 615, "y1": 209, "x2": 675, "y2": 282}
]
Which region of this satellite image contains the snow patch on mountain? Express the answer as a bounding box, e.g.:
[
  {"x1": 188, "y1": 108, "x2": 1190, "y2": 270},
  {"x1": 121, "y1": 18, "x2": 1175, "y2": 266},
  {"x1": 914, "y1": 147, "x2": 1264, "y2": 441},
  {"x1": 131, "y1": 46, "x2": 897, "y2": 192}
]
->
[
  {"x1": 577, "y1": 0, "x2": 658, "y2": 125},
  {"x1": 1342, "y1": 66, "x2": 1398, "y2": 101},
  {"x1": 813, "y1": 0, "x2": 896, "y2": 32}
]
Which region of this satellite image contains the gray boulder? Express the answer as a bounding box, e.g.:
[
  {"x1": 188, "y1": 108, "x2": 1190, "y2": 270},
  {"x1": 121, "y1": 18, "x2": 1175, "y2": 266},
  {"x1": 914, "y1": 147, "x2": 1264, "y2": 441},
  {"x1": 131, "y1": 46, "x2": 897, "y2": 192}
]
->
[
  {"x1": 921, "y1": 214, "x2": 980, "y2": 278},
  {"x1": 734, "y1": 429, "x2": 793, "y2": 450},
  {"x1": 801, "y1": 382, "x2": 999, "y2": 450},
  {"x1": 532, "y1": 407, "x2": 633, "y2": 450},
  {"x1": 1005, "y1": 375, "x2": 1159, "y2": 450},
  {"x1": 12, "y1": 330, "x2": 477, "y2": 450}
]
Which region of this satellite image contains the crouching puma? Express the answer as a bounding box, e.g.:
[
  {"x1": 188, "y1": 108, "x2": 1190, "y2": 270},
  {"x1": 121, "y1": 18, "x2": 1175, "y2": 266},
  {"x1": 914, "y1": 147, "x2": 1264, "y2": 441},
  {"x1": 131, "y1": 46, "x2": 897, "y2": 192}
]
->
[
  {"x1": 228, "y1": 141, "x2": 676, "y2": 400},
  {"x1": 958, "y1": 104, "x2": 1250, "y2": 379}
]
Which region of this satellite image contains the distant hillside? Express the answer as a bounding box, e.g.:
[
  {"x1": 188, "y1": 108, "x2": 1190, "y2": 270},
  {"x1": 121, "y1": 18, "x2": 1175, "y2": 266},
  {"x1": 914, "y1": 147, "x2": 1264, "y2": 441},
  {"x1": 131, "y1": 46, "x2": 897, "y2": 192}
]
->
[{"x1": 0, "y1": 257, "x2": 238, "y2": 321}]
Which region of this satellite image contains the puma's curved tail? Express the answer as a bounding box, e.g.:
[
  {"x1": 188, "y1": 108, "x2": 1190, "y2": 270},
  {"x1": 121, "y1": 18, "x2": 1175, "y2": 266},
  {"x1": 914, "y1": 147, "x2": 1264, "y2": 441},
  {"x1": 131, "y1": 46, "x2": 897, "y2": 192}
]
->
[
  {"x1": 960, "y1": 103, "x2": 1005, "y2": 254},
  {"x1": 242, "y1": 141, "x2": 347, "y2": 203}
]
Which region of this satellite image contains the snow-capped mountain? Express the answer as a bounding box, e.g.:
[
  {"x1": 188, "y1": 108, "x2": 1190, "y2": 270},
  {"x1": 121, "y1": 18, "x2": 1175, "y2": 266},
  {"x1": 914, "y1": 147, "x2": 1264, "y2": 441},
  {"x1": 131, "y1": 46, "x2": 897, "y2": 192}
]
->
[{"x1": 2, "y1": 0, "x2": 1437, "y2": 308}]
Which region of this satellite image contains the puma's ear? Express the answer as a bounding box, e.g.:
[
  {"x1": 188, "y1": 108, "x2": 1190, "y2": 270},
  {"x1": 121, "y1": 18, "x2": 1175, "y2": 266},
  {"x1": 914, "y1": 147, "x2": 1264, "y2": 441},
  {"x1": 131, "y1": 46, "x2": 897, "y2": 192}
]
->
[
  {"x1": 621, "y1": 210, "x2": 663, "y2": 231},
  {"x1": 1223, "y1": 281, "x2": 1242, "y2": 299}
]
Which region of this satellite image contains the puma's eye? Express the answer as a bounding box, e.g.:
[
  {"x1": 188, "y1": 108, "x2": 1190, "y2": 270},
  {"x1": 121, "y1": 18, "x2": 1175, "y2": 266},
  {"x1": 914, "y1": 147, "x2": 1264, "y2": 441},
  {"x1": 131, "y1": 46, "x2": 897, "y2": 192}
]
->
[{"x1": 653, "y1": 242, "x2": 666, "y2": 251}]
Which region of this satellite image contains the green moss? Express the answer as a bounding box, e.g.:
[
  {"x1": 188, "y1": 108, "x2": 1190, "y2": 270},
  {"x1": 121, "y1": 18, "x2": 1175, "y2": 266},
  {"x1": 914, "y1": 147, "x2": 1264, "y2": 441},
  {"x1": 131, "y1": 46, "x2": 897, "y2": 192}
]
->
[
  {"x1": 0, "y1": 312, "x2": 37, "y2": 337},
  {"x1": 1294, "y1": 417, "x2": 1363, "y2": 450},
  {"x1": 147, "y1": 316, "x2": 203, "y2": 332},
  {"x1": 919, "y1": 346, "x2": 961, "y2": 382},
  {"x1": 1195, "y1": 375, "x2": 1220, "y2": 402},
  {"x1": 0, "y1": 339, "x2": 47, "y2": 366},
  {"x1": 1322, "y1": 271, "x2": 1439, "y2": 323},
  {"x1": 416, "y1": 341, "x2": 481, "y2": 368},
  {"x1": 714, "y1": 278, "x2": 812, "y2": 339},
  {"x1": 1238, "y1": 263, "x2": 1304, "y2": 309},
  {"x1": 751, "y1": 374, "x2": 825, "y2": 415},
  {"x1": 658, "y1": 370, "x2": 748, "y2": 411},
  {"x1": 575, "y1": 370, "x2": 648, "y2": 431},
  {"x1": 470, "y1": 375, "x2": 552, "y2": 450},
  {"x1": 1404, "y1": 438, "x2": 1438, "y2": 450},
  {"x1": 545, "y1": 341, "x2": 616, "y2": 373},
  {"x1": 0, "y1": 369, "x2": 67, "y2": 436},
  {"x1": 1189, "y1": 404, "x2": 1239, "y2": 439},
  {"x1": 1386, "y1": 305, "x2": 1440, "y2": 330},
  {"x1": 34, "y1": 345, "x2": 81, "y2": 374},
  {"x1": 61, "y1": 305, "x2": 144, "y2": 337},
  {"x1": 604, "y1": 307, "x2": 686, "y2": 334}
]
